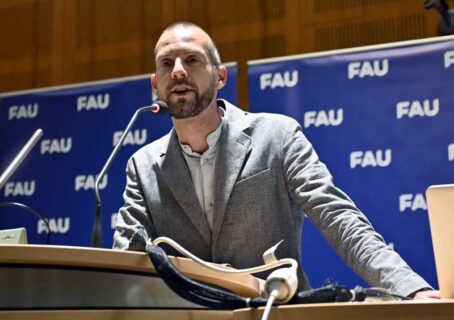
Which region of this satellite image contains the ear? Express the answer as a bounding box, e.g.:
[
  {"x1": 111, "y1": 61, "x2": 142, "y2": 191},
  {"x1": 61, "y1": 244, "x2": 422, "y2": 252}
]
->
[
  {"x1": 151, "y1": 73, "x2": 158, "y2": 97},
  {"x1": 216, "y1": 66, "x2": 227, "y2": 90}
]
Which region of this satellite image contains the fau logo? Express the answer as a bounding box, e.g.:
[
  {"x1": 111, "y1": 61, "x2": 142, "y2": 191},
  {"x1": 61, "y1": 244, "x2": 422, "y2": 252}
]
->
[
  {"x1": 77, "y1": 93, "x2": 110, "y2": 111},
  {"x1": 348, "y1": 59, "x2": 388, "y2": 79},
  {"x1": 113, "y1": 129, "x2": 147, "y2": 146},
  {"x1": 350, "y1": 149, "x2": 392, "y2": 169},
  {"x1": 260, "y1": 71, "x2": 298, "y2": 90},
  {"x1": 399, "y1": 194, "x2": 427, "y2": 212},
  {"x1": 304, "y1": 108, "x2": 343, "y2": 128},
  {"x1": 449, "y1": 144, "x2": 454, "y2": 161},
  {"x1": 396, "y1": 98, "x2": 439, "y2": 119},
  {"x1": 8, "y1": 103, "x2": 39, "y2": 120},
  {"x1": 4, "y1": 180, "x2": 35, "y2": 197},
  {"x1": 38, "y1": 217, "x2": 70, "y2": 234},
  {"x1": 445, "y1": 51, "x2": 454, "y2": 68},
  {"x1": 41, "y1": 138, "x2": 72, "y2": 154},
  {"x1": 75, "y1": 174, "x2": 108, "y2": 191}
]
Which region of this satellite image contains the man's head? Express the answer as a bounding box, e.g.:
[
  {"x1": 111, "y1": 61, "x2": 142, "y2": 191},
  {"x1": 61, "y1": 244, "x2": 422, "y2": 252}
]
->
[{"x1": 152, "y1": 22, "x2": 227, "y2": 119}]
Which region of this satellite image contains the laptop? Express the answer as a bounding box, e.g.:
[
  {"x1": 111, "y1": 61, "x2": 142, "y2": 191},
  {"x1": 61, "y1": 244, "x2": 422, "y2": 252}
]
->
[{"x1": 426, "y1": 184, "x2": 454, "y2": 299}]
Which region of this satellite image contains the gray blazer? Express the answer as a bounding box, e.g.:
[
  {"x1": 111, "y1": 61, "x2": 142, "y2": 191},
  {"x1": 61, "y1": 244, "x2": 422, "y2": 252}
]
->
[{"x1": 113, "y1": 100, "x2": 429, "y2": 296}]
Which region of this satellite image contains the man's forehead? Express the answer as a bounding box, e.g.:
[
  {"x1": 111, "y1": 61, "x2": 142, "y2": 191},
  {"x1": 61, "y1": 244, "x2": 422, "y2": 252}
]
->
[{"x1": 155, "y1": 26, "x2": 212, "y2": 56}]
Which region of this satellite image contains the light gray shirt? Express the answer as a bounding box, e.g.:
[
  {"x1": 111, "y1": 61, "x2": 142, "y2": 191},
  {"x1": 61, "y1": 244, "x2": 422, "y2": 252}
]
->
[{"x1": 179, "y1": 112, "x2": 224, "y2": 230}]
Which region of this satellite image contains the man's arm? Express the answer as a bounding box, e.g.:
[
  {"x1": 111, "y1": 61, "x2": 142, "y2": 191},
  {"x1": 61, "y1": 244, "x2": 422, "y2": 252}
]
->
[
  {"x1": 113, "y1": 157, "x2": 155, "y2": 251},
  {"x1": 280, "y1": 118, "x2": 433, "y2": 297}
]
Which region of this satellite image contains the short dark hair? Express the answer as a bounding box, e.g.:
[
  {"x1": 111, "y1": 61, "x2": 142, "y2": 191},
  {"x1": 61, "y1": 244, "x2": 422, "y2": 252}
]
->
[{"x1": 156, "y1": 22, "x2": 221, "y2": 69}]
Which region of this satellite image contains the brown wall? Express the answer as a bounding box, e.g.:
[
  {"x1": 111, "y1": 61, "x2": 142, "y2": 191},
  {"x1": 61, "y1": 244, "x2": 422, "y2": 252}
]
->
[{"x1": 0, "y1": 0, "x2": 448, "y2": 107}]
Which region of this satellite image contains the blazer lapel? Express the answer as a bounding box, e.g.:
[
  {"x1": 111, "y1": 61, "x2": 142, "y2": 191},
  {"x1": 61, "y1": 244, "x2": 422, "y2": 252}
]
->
[
  {"x1": 211, "y1": 122, "x2": 251, "y2": 244},
  {"x1": 159, "y1": 130, "x2": 212, "y2": 246}
]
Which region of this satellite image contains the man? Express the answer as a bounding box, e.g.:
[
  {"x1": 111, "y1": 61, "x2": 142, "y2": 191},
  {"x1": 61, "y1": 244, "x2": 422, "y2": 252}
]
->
[{"x1": 113, "y1": 22, "x2": 439, "y2": 299}]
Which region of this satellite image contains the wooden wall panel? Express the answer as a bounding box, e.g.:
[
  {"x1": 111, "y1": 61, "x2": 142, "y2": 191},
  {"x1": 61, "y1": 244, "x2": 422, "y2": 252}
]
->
[
  {"x1": 0, "y1": 0, "x2": 444, "y2": 107},
  {"x1": 0, "y1": 0, "x2": 52, "y2": 90},
  {"x1": 311, "y1": 14, "x2": 427, "y2": 51}
]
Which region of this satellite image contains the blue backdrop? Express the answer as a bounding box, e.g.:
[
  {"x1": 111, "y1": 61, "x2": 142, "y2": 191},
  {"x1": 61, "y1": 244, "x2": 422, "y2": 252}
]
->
[
  {"x1": 0, "y1": 63, "x2": 238, "y2": 248},
  {"x1": 2, "y1": 35, "x2": 454, "y2": 291},
  {"x1": 247, "y1": 36, "x2": 454, "y2": 290}
]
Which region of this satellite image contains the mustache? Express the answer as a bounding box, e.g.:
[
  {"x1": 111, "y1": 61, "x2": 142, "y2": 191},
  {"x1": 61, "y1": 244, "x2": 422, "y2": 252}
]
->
[{"x1": 167, "y1": 79, "x2": 197, "y2": 91}]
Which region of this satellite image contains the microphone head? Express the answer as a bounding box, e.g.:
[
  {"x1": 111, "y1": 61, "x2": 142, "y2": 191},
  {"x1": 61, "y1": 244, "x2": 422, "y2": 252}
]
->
[{"x1": 151, "y1": 100, "x2": 170, "y2": 114}]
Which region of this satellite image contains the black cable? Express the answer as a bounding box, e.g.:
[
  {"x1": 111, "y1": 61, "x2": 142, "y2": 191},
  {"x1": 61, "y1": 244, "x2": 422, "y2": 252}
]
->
[
  {"x1": 143, "y1": 232, "x2": 409, "y2": 308},
  {"x1": 295, "y1": 284, "x2": 410, "y2": 303},
  {"x1": 146, "y1": 243, "x2": 268, "y2": 309},
  {"x1": 296, "y1": 284, "x2": 353, "y2": 303},
  {"x1": 0, "y1": 202, "x2": 51, "y2": 244},
  {"x1": 361, "y1": 287, "x2": 411, "y2": 301}
]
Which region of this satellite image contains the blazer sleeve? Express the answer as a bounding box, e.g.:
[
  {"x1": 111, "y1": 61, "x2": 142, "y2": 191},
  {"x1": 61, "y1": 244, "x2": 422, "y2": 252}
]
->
[
  {"x1": 112, "y1": 156, "x2": 155, "y2": 251},
  {"x1": 280, "y1": 117, "x2": 430, "y2": 297}
]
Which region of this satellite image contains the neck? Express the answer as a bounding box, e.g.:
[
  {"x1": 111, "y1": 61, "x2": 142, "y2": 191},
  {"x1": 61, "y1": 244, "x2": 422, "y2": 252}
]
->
[{"x1": 172, "y1": 102, "x2": 221, "y2": 154}]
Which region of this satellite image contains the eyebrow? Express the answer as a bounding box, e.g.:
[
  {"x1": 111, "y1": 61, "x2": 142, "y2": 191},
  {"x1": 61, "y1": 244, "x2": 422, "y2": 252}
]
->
[
  {"x1": 156, "y1": 48, "x2": 206, "y2": 61},
  {"x1": 157, "y1": 50, "x2": 201, "y2": 59}
]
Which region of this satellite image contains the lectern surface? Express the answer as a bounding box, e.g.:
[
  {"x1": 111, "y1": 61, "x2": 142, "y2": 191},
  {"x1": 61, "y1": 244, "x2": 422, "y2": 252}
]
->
[
  {"x1": 234, "y1": 300, "x2": 454, "y2": 320},
  {"x1": 0, "y1": 244, "x2": 260, "y2": 310},
  {"x1": 0, "y1": 309, "x2": 233, "y2": 320},
  {"x1": 2, "y1": 244, "x2": 452, "y2": 320},
  {"x1": 1, "y1": 301, "x2": 453, "y2": 320}
]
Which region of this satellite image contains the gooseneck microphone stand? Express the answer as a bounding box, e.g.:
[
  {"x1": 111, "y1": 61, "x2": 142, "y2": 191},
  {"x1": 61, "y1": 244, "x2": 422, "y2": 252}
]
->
[{"x1": 91, "y1": 101, "x2": 168, "y2": 247}]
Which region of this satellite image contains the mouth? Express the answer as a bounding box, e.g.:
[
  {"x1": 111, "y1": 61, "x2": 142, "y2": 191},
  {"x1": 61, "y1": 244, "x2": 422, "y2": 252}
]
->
[{"x1": 170, "y1": 86, "x2": 195, "y2": 97}]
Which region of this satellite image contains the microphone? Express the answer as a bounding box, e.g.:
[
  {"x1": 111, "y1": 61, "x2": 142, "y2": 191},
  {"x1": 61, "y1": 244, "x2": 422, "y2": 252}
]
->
[
  {"x1": 150, "y1": 100, "x2": 169, "y2": 114},
  {"x1": 91, "y1": 100, "x2": 169, "y2": 247},
  {"x1": 0, "y1": 129, "x2": 43, "y2": 190}
]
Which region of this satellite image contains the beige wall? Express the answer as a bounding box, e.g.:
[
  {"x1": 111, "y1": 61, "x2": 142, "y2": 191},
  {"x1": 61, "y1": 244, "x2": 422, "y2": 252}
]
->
[{"x1": 0, "y1": 0, "x2": 446, "y2": 106}]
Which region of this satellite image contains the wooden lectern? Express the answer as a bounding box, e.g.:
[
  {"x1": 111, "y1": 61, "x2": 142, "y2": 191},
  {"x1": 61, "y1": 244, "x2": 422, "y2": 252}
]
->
[
  {"x1": 0, "y1": 244, "x2": 453, "y2": 320},
  {"x1": 0, "y1": 244, "x2": 259, "y2": 319}
]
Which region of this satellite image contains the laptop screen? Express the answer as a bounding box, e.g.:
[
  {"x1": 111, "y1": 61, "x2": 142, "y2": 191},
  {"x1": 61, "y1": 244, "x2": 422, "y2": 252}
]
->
[{"x1": 426, "y1": 184, "x2": 454, "y2": 299}]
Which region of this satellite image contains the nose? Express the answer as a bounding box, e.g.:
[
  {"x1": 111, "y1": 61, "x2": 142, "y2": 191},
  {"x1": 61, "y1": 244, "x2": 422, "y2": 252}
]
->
[{"x1": 171, "y1": 57, "x2": 187, "y2": 79}]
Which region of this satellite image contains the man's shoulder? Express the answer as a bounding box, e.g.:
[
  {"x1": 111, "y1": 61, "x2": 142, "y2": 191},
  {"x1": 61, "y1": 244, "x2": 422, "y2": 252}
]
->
[
  {"x1": 246, "y1": 111, "x2": 299, "y2": 128},
  {"x1": 222, "y1": 99, "x2": 299, "y2": 129}
]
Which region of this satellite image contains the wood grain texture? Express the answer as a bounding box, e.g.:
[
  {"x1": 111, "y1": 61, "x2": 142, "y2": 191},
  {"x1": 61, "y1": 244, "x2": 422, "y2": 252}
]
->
[
  {"x1": 0, "y1": 0, "x2": 441, "y2": 109},
  {"x1": 0, "y1": 244, "x2": 261, "y2": 297},
  {"x1": 234, "y1": 300, "x2": 454, "y2": 320},
  {"x1": 0, "y1": 309, "x2": 233, "y2": 320}
]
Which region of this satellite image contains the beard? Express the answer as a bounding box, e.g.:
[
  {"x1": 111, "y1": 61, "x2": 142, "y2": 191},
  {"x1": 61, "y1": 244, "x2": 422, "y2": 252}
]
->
[{"x1": 162, "y1": 76, "x2": 217, "y2": 119}]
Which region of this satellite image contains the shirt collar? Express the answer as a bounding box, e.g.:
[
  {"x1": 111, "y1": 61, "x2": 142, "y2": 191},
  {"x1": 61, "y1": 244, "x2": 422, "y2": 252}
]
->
[{"x1": 179, "y1": 107, "x2": 224, "y2": 157}]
